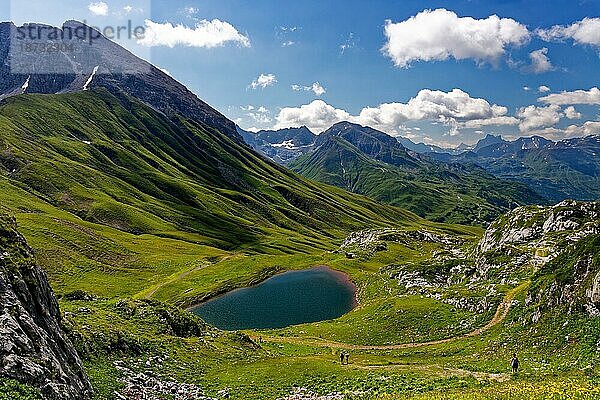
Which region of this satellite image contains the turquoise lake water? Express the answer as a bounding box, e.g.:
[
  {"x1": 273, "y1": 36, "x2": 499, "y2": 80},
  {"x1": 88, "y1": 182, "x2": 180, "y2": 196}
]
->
[{"x1": 191, "y1": 266, "x2": 357, "y2": 330}]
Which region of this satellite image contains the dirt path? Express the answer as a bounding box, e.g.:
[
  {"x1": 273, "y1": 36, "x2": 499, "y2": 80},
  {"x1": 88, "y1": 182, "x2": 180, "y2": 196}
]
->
[
  {"x1": 253, "y1": 281, "x2": 529, "y2": 351},
  {"x1": 354, "y1": 364, "x2": 509, "y2": 382},
  {"x1": 137, "y1": 254, "x2": 237, "y2": 300},
  {"x1": 140, "y1": 262, "x2": 211, "y2": 300}
]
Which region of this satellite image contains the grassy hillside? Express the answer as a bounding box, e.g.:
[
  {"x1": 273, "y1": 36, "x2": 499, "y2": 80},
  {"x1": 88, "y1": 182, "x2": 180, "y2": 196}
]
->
[
  {"x1": 0, "y1": 90, "x2": 419, "y2": 248},
  {"x1": 0, "y1": 89, "x2": 439, "y2": 302},
  {"x1": 1, "y1": 90, "x2": 598, "y2": 400}
]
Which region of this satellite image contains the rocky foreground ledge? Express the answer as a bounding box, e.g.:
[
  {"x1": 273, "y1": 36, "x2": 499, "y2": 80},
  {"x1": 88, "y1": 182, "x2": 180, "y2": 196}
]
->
[{"x1": 0, "y1": 214, "x2": 92, "y2": 399}]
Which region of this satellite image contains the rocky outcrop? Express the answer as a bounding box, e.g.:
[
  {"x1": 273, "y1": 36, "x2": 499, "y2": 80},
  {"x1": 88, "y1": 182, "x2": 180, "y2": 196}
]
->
[
  {"x1": 339, "y1": 228, "x2": 461, "y2": 258},
  {"x1": 277, "y1": 387, "x2": 345, "y2": 400},
  {"x1": 587, "y1": 272, "x2": 600, "y2": 317},
  {"x1": 0, "y1": 214, "x2": 92, "y2": 399},
  {"x1": 474, "y1": 201, "x2": 600, "y2": 318},
  {"x1": 588, "y1": 272, "x2": 600, "y2": 304},
  {"x1": 113, "y1": 360, "x2": 216, "y2": 400},
  {"x1": 474, "y1": 201, "x2": 600, "y2": 281},
  {"x1": 526, "y1": 236, "x2": 600, "y2": 318},
  {"x1": 477, "y1": 200, "x2": 600, "y2": 253}
]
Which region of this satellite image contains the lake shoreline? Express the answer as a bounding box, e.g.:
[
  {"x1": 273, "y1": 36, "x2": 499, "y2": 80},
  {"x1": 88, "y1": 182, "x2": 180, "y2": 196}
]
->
[
  {"x1": 189, "y1": 266, "x2": 358, "y2": 330},
  {"x1": 186, "y1": 265, "x2": 357, "y2": 311}
]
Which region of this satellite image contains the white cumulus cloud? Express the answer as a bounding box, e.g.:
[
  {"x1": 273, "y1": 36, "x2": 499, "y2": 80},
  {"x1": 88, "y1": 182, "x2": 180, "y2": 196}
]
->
[
  {"x1": 138, "y1": 19, "x2": 250, "y2": 48},
  {"x1": 356, "y1": 88, "x2": 513, "y2": 132},
  {"x1": 291, "y1": 82, "x2": 326, "y2": 96},
  {"x1": 310, "y1": 82, "x2": 326, "y2": 96},
  {"x1": 516, "y1": 104, "x2": 562, "y2": 132},
  {"x1": 274, "y1": 100, "x2": 350, "y2": 133},
  {"x1": 538, "y1": 85, "x2": 551, "y2": 93},
  {"x1": 537, "y1": 17, "x2": 600, "y2": 46},
  {"x1": 564, "y1": 106, "x2": 582, "y2": 119},
  {"x1": 88, "y1": 1, "x2": 109, "y2": 16},
  {"x1": 275, "y1": 88, "x2": 516, "y2": 135},
  {"x1": 382, "y1": 8, "x2": 530, "y2": 68},
  {"x1": 528, "y1": 48, "x2": 554, "y2": 73},
  {"x1": 249, "y1": 74, "x2": 277, "y2": 89},
  {"x1": 564, "y1": 121, "x2": 600, "y2": 137},
  {"x1": 273, "y1": 90, "x2": 597, "y2": 139},
  {"x1": 462, "y1": 116, "x2": 519, "y2": 129},
  {"x1": 538, "y1": 87, "x2": 600, "y2": 105}
]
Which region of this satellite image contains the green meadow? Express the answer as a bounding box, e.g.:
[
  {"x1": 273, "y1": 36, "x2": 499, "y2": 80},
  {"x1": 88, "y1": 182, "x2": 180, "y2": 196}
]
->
[{"x1": 1, "y1": 91, "x2": 598, "y2": 399}]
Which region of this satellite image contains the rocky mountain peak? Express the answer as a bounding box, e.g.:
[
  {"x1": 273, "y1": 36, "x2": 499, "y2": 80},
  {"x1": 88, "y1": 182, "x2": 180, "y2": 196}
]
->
[
  {"x1": 474, "y1": 133, "x2": 506, "y2": 152},
  {"x1": 0, "y1": 20, "x2": 241, "y2": 141},
  {"x1": 316, "y1": 121, "x2": 413, "y2": 164}
]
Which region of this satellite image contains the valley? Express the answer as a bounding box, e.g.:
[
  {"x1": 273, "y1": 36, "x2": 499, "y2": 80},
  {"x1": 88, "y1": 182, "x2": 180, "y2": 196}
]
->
[
  {"x1": 2, "y1": 171, "x2": 599, "y2": 399},
  {"x1": 0, "y1": 15, "x2": 598, "y2": 400}
]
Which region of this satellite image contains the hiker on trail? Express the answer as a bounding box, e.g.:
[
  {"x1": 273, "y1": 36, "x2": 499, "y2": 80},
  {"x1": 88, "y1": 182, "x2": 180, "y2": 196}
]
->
[
  {"x1": 345, "y1": 352, "x2": 350, "y2": 365},
  {"x1": 511, "y1": 353, "x2": 519, "y2": 373},
  {"x1": 340, "y1": 352, "x2": 345, "y2": 365}
]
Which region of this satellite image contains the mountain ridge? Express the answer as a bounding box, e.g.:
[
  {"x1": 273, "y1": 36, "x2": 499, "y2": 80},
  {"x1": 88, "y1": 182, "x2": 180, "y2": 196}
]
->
[
  {"x1": 0, "y1": 20, "x2": 241, "y2": 141},
  {"x1": 243, "y1": 120, "x2": 600, "y2": 207},
  {"x1": 289, "y1": 122, "x2": 545, "y2": 225},
  {"x1": 428, "y1": 135, "x2": 600, "y2": 201}
]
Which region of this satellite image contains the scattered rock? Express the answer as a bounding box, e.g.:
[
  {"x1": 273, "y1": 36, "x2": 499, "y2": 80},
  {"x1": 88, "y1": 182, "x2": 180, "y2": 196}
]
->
[
  {"x1": 113, "y1": 361, "x2": 216, "y2": 400},
  {"x1": 277, "y1": 387, "x2": 345, "y2": 400}
]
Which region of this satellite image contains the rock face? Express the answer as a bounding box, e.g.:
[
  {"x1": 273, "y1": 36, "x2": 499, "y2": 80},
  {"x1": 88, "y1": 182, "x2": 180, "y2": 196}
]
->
[
  {"x1": 474, "y1": 200, "x2": 600, "y2": 280},
  {"x1": 526, "y1": 237, "x2": 600, "y2": 318},
  {"x1": 479, "y1": 200, "x2": 600, "y2": 253},
  {"x1": 473, "y1": 200, "x2": 600, "y2": 317},
  {"x1": 0, "y1": 214, "x2": 92, "y2": 399},
  {"x1": 589, "y1": 273, "x2": 600, "y2": 305}
]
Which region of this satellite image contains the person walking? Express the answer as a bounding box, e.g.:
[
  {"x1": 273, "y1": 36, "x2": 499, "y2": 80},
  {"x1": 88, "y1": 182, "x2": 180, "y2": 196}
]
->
[
  {"x1": 511, "y1": 353, "x2": 519, "y2": 373},
  {"x1": 345, "y1": 352, "x2": 350, "y2": 365},
  {"x1": 340, "y1": 351, "x2": 345, "y2": 365}
]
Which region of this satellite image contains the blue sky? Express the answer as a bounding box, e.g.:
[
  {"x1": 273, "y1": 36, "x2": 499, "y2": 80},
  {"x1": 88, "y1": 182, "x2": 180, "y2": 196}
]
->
[{"x1": 2, "y1": 0, "x2": 600, "y2": 146}]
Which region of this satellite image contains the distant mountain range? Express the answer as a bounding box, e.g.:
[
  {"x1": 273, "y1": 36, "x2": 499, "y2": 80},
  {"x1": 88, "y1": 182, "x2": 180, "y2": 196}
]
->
[
  {"x1": 396, "y1": 136, "x2": 462, "y2": 155},
  {"x1": 427, "y1": 134, "x2": 600, "y2": 202},
  {"x1": 239, "y1": 126, "x2": 462, "y2": 162},
  {"x1": 242, "y1": 124, "x2": 600, "y2": 211},
  {"x1": 287, "y1": 122, "x2": 544, "y2": 225},
  {"x1": 237, "y1": 126, "x2": 316, "y2": 165}
]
